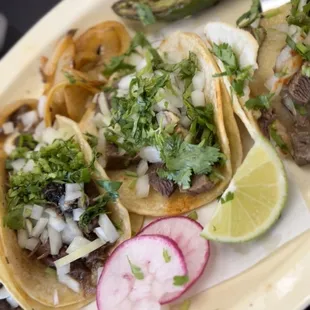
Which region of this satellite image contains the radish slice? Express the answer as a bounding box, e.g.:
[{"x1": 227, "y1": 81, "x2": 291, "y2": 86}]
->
[
  {"x1": 139, "y1": 216, "x2": 210, "y2": 304},
  {"x1": 97, "y1": 235, "x2": 187, "y2": 310}
]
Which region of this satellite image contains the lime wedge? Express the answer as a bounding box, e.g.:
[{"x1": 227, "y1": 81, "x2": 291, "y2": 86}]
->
[{"x1": 201, "y1": 138, "x2": 288, "y2": 242}]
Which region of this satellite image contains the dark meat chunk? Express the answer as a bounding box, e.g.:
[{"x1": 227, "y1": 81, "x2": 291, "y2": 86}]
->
[
  {"x1": 257, "y1": 109, "x2": 276, "y2": 138},
  {"x1": 288, "y1": 69, "x2": 310, "y2": 105},
  {"x1": 105, "y1": 143, "x2": 139, "y2": 170},
  {"x1": 35, "y1": 244, "x2": 67, "y2": 268},
  {"x1": 181, "y1": 175, "x2": 215, "y2": 195},
  {"x1": 69, "y1": 260, "x2": 95, "y2": 295},
  {"x1": 85, "y1": 244, "x2": 111, "y2": 271},
  {"x1": 42, "y1": 183, "x2": 65, "y2": 205},
  {"x1": 84, "y1": 180, "x2": 100, "y2": 205},
  {"x1": 291, "y1": 115, "x2": 310, "y2": 166},
  {"x1": 148, "y1": 164, "x2": 175, "y2": 197}
]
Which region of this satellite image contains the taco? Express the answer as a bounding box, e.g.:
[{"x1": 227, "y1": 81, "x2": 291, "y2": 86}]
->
[
  {"x1": 79, "y1": 31, "x2": 243, "y2": 216},
  {"x1": 41, "y1": 21, "x2": 131, "y2": 127},
  {"x1": 0, "y1": 108, "x2": 131, "y2": 307},
  {"x1": 205, "y1": 0, "x2": 310, "y2": 166}
]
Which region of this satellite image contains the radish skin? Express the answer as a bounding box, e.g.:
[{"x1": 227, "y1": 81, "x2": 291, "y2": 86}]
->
[
  {"x1": 139, "y1": 216, "x2": 210, "y2": 304},
  {"x1": 97, "y1": 235, "x2": 187, "y2": 310}
]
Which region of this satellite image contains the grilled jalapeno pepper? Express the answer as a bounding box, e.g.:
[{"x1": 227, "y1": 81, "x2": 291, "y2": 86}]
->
[{"x1": 112, "y1": 0, "x2": 219, "y2": 23}]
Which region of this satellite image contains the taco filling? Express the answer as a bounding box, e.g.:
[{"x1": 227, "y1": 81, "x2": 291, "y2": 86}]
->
[
  {"x1": 2, "y1": 120, "x2": 122, "y2": 295},
  {"x1": 91, "y1": 33, "x2": 225, "y2": 199}
]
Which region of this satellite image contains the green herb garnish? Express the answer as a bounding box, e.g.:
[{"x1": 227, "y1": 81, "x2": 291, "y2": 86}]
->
[
  {"x1": 63, "y1": 71, "x2": 76, "y2": 84},
  {"x1": 97, "y1": 180, "x2": 122, "y2": 200},
  {"x1": 302, "y1": 63, "x2": 310, "y2": 77},
  {"x1": 127, "y1": 256, "x2": 144, "y2": 280},
  {"x1": 187, "y1": 211, "x2": 198, "y2": 221},
  {"x1": 269, "y1": 122, "x2": 288, "y2": 153},
  {"x1": 220, "y1": 191, "x2": 234, "y2": 204},
  {"x1": 245, "y1": 93, "x2": 274, "y2": 111},
  {"x1": 135, "y1": 3, "x2": 156, "y2": 26},
  {"x1": 173, "y1": 275, "x2": 189, "y2": 286},
  {"x1": 236, "y1": 0, "x2": 261, "y2": 28},
  {"x1": 286, "y1": 36, "x2": 310, "y2": 61},
  {"x1": 211, "y1": 43, "x2": 252, "y2": 96},
  {"x1": 163, "y1": 249, "x2": 171, "y2": 263}
]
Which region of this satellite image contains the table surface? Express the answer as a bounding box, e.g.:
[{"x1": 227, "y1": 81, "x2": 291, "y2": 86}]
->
[{"x1": 0, "y1": 1, "x2": 309, "y2": 309}]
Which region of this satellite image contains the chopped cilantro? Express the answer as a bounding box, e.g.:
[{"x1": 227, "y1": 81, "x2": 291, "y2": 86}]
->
[
  {"x1": 236, "y1": 0, "x2": 261, "y2": 28},
  {"x1": 135, "y1": 3, "x2": 156, "y2": 26},
  {"x1": 127, "y1": 256, "x2": 144, "y2": 280},
  {"x1": 302, "y1": 63, "x2": 310, "y2": 77},
  {"x1": 211, "y1": 43, "x2": 252, "y2": 96},
  {"x1": 63, "y1": 71, "x2": 76, "y2": 84},
  {"x1": 286, "y1": 36, "x2": 310, "y2": 61},
  {"x1": 220, "y1": 191, "x2": 234, "y2": 204},
  {"x1": 269, "y1": 122, "x2": 288, "y2": 152},
  {"x1": 97, "y1": 180, "x2": 122, "y2": 200},
  {"x1": 173, "y1": 275, "x2": 189, "y2": 286},
  {"x1": 163, "y1": 248, "x2": 171, "y2": 263},
  {"x1": 245, "y1": 93, "x2": 274, "y2": 111},
  {"x1": 187, "y1": 210, "x2": 198, "y2": 221}
]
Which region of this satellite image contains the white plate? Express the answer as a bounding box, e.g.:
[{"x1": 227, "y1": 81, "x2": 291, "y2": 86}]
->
[{"x1": 0, "y1": 0, "x2": 310, "y2": 309}]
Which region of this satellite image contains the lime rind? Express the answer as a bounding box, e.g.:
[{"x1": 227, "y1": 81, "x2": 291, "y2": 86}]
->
[{"x1": 201, "y1": 138, "x2": 288, "y2": 243}]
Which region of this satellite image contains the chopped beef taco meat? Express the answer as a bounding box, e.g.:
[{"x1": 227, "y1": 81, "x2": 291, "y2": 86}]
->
[
  {"x1": 148, "y1": 164, "x2": 175, "y2": 197},
  {"x1": 257, "y1": 109, "x2": 276, "y2": 139},
  {"x1": 288, "y1": 70, "x2": 310, "y2": 105},
  {"x1": 181, "y1": 174, "x2": 215, "y2": 195},
  {"x1": 43, "y1": 183, "x2": 66, "y2": 205},
  {"x1": 291, "y1": 115, "x2": 310, "y2": 166}
]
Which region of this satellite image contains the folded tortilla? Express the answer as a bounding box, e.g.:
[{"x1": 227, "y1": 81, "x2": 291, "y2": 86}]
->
[
  {"x1": 0, "y1": 115, "x2": 131, "y2": 308},
  {"x1": 100, "y1": 32, "x2": 243, "y2": 216}
]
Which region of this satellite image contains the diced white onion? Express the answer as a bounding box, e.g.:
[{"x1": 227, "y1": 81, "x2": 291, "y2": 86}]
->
[
  {"x1": 118, "y1": 74, "x2": 135, "y2": 90},
  {"x1": 154, "y1": 99, "x2": 181, "y2": 116},
  {"x1": 34, "y1": 143, "x2": 44, "y2": 151},
  {"x1": 127, "y1": 53, "x2": 144, "y2": 66},
  {"x1": 156, "y1": 111, "x2": 179, "y2": 129},
  {"x1": 136, "y1": 159, "x2": 148, "y2": 177},
  {"x1": 25, "y1": 238, "x2": 39, "y2": 251},
  {"x1": 38, "y1": 96, "x2": 47, "y2": 119},
  {"x1": 0, "y1": 286, "x2": 10, "y2": 299},
  {"x1": 97, "y1": 92, "x2": 111, "y2": 117},
  {"x1": 48, "y1": 225, "x2": 63, "y2": 255},
  {"x1": 49, "y1": 216, "x2": 66, "y2": 232},
  {"x1": 20, "y1": 110, "x2": 38, "y2": 131},
  {"x1": 53, "y1": 289, "x2": 59, "y2": 306},
  {"x1": 44, "y1": 208, "x2": 57, "y2": 218},
  {"x1": 55, "y1": 239, "x2": 104, "y2": 268},
  {"x1": 66, "y1": 236, "x2": 90, "y2": 255},
  {"x1": 30, "y1": 204, "x2": 44, "y2": 220},
  {"x1": 265, "y1": 75, "x2": 283, "y2": 95},
  {"x1": 135, "y1": 174, "x2": 150, "y2": 198},
  {"x1": 41, "y1": 127, "x2": 61, "y2": 145},
  {"x1": 23, "y1": 159, "x2": 35, "y2": 172},
  {"x1": 192, "y1": 71, "x2": 205, "y2": 91},
  {"x1": 2, "y1": 122, "x2": 14, "y2": 135},
  {"x1": 6, "y1": 296, "x2": 19, "y2": 308},
  {"x1": 17, "y1": 230, "x2": 28, "y2": 249},
  {"x1": 61, "y1": 218, "x2": 83, "y2": 244},
  {"x1": 98, "y1": 214, "x2": 120, "y2": 243},
  {"x1": 40, "y1": 229, "x2": 49, "y2": 244},
  {"x1": 191, "y1": 90, "x2": 205, "y2": 107},
  {"x1": 73, "y1": 208, "x2": 84, "y2": 222},
  {"x1": 11, "y1": 159, "x2": 26, "y2": 171},
  {"x1": 58, "y1": 195, "x2": 69, "y2": 212},
  {"x1": 32, "y1": 218, "x2": 48, "y2": 238},
  {"x1": 23, "y1": 205, "x2": 32, "y2": 218},
  {"x1": 116, "y1": 89, "x2": 128, "y2": 98},
  {"x1": 139, "y1": 146, "x2": 162, "y2": 163},
  {"x1": 180, "y1": 116, "x2": 191, "y2": 128},
  {"x1": 58, "y1": 274, "x2": 80, "y2": 293},
  {"x1": 97, "y1": 267, "x2": 103, "y2": 283},
  {"x1": 33, "y1": 121, "x2": 46, "y2": 141},
  {"x1": 275, "y1": 46, "x2": 292, "y2": 72},
  {"x1": 65, "y1": 183, "x2": 83, "y2": 202},
  {"x1": 94, "y1": 227, "x2": 109, "y2": 242},
  {"x1": 136, "y1": 59, "x2": 147, "y2": 71},
  {"x1": 4, "y1": 143, "x2": 15, "y2": 156},
  {"x1": 57, "y1": 263, "x2": 70, "y2": 276},
  {"x1": 25, "y1": 219, "x2": 33, "y2": 236}
]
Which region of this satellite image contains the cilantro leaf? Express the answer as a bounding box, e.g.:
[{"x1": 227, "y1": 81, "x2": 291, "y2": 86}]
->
[
  {"x1": 236, "y1": 0, "x2": 261, "y2": 28},
  {"x1": 135, "y1": 3, "x2": 156, "y2": 26},
  {"x1": 127, "y1": 256, "x2": 144, "y2": 280},
  {"x1": 211, "y1": 43, "x2": 252, "y2": 96},
  {"x1": 163, "y1": 249, "x2": 171, "y2": 263},
  {"x1": 220, "y1": 191, "x2": 234, "y2": 204},
  {"x1": 245, "y1": 93, "x2": 274, "y2": 110},
  {"x1": 269, "y1": 122, "x2": 289, "y2": 152},
  {"x1": 187, "y1": 210, "x2": 198, "y2": 221},
  {"x1": 173, "y1": 275, "x2": 189, "y2": 286},
  {"x1": 286, "y1": 36, "x2": 310, "y2": 61},
  {"x1": 97, "y1": 180, "x2": 122, "y2": 200},
  {"x1": 63, "y1": 71, "x2": 76, "y2": 84}
]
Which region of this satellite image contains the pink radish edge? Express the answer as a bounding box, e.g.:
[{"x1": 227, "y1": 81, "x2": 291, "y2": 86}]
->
[
  {"x1": 139, "y1": 216, "x2": 211, "y2": 304},
  {"x1": 96, "y1": 234, "x2": 187, "y2": 310}
]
